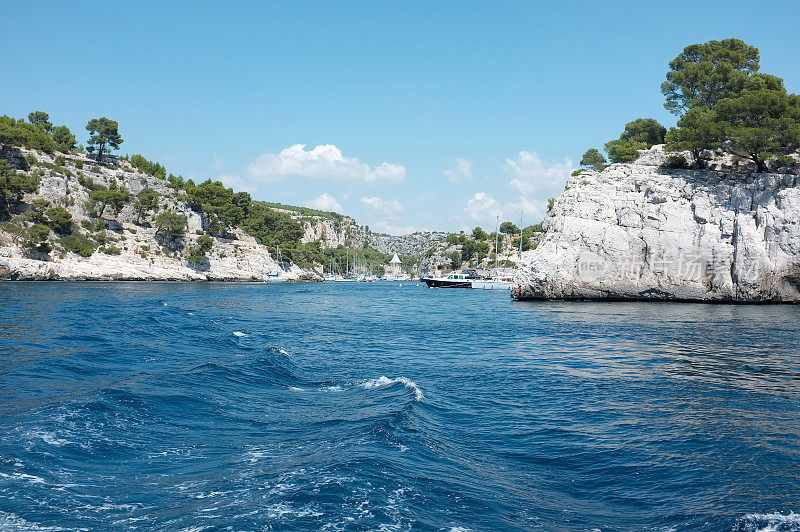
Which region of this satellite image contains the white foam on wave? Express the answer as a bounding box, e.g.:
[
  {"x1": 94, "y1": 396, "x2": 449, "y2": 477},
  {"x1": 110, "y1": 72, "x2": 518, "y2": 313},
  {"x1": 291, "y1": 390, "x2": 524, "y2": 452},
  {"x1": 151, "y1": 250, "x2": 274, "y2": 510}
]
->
[
  {"x1": 0, "y1": 511, "x2": 68, "y2": 531},
  {"x1": 289, "y1": 385, "x2": 342, "y2": 393},
  {"x1": 739, "y1": 511, "x2": 800, "y2": 532},
  {"x1": 0, "y1": 472, "x2": 47, "y2": 485},
  {"x1": 360, "y1": 376, "x2": 424, "y2": 402},
  {"x1": 26, "y1": 430, "x2": 76, "y2": 447},
  {"x1": 233, "y1": 331, "x2": 248, "y2": 337}
]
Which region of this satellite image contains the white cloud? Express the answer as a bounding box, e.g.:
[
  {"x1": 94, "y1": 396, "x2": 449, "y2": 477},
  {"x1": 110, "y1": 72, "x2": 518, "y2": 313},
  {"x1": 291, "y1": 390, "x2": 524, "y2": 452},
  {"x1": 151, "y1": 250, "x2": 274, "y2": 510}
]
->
[
  {"x1": 371, "y1": 220, "x2": 424, "y2": 236},
  {"x1": 360, "y1": 196, "x2": 403, "y2": 217},
  {"x1": 505, "y1": 151, "x2": 573, "y2": 196},
  {"x1": 443, "y1": 158, "x2": 473, "y2": 183},
  {"x1": 304, "y1": 193, "x2": 343, "y2": 213},
  {"x1": 218, "y1": 174, "x2": 258, "y2": 195},
  {"x1": 246, "y1": 144, "x2": 406, "y2": 183},
  {"x1": 505, "y1": 196, "x2": 548, "y2": 225},
  {"x1": 463, "y1": 192, "x2": 502, "y2": 224}
]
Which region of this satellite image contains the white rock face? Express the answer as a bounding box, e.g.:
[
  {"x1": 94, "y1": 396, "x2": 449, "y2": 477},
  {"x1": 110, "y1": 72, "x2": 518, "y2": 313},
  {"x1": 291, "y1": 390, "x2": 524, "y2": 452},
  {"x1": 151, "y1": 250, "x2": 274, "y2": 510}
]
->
[
  {"x1": 0, "y1": 148, "x2": 320, "y2": 282},
  {"x1": 512, "y1": 146, "x2": 800, "y2": 302}
]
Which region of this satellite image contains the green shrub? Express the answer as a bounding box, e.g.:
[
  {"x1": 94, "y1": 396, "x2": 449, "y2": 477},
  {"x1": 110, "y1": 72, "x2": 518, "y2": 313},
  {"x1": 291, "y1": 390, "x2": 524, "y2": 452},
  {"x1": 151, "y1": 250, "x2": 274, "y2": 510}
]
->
[
  {"x1": 129, "y1": 154, "x2": 166, "y2": 178},
  {"x1": 187, "y1": 247, "x2": 207, "y2": 263},
  {"x1": 101, "y1": 245, "x2": 121, "y2": 255},
  {"x1": 666, "y1": 154, "x2": 688, "y2": 168},
  {"x1": 22, "y1": 223, "x2": 52, "y2": 253},
  {"x1": 80, "y1": 219, "x2": 94, "y2": 230},
  {"x1": 45, "y1": 206, "x2": 73, "y2": 234},
  {"x1": 78, "y1": 174, "x2": 99, "y2": 190},
  {"x1": 60, "y1": 234, "x2": 96, "y2": 257},
  {"x1": 196, "y1": 234, "x2": 213, "y2": 252},
  {"x1": 74, "y1": 160, "x2": 83, "y2": 169},
  {"x1": 154, "y1": 211, "x2": 187, "y2": 237},
  {"x1": 604, "y1": 138, "x2": 649, "y2": 163}
]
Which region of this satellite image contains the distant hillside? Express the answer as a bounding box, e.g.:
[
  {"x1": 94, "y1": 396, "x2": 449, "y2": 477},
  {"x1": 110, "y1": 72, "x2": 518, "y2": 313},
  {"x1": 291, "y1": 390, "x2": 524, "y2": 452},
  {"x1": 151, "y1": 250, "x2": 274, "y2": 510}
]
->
[{"x1": 0, "y1": 110, "x2": 458, "y2": 280}]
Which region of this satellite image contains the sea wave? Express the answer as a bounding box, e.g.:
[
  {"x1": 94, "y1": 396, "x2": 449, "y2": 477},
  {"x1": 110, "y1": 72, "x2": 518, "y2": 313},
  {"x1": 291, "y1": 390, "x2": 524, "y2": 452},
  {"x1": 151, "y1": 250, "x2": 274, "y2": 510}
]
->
[
  {"x1": 735, "y1": 511, "x2": 800, "y2": 532},
  {"x1": 0, "y1": 511, "x2": 69, "y2": 531},
  {"x1": 360, "y1": 376, "x2": 424, "y2": 402}
]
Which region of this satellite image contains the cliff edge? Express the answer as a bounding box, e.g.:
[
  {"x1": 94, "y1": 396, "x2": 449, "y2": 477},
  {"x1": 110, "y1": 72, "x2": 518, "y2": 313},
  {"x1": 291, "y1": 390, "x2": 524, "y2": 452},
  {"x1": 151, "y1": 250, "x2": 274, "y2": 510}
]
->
[{"x1": 512, "y1": 146, "x2": 800, "y2": 302}]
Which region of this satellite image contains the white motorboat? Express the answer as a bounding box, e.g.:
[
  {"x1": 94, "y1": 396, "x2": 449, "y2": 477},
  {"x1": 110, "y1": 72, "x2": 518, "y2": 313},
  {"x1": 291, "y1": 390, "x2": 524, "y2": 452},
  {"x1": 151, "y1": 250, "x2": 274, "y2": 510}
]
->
[{"x1": 471, "y1": 277, "x2": 513, "y2": 290}]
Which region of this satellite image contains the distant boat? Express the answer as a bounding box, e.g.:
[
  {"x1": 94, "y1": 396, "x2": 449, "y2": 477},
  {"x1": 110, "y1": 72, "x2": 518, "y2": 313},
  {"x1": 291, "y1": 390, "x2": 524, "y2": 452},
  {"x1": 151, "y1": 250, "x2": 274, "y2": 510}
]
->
[
  {"x1": 470, "y1": 215, "x2": 514, "y2": 289},
  {"x1": 471, "y1": 277, "x2": 513, "y2": 290},
  {"x1": 422, "y1": 269, "x2": 483, "y2": 288},
  {"x1": 264, "y1": 245, "x2": 288, "y2": 283}
]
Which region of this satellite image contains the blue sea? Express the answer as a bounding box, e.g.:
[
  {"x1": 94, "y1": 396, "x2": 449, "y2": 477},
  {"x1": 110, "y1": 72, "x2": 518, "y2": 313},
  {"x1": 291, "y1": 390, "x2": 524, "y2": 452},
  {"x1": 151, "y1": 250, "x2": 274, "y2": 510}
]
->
[{"x1": 0, "y1": 282, "x2": 799, "y2": 531}]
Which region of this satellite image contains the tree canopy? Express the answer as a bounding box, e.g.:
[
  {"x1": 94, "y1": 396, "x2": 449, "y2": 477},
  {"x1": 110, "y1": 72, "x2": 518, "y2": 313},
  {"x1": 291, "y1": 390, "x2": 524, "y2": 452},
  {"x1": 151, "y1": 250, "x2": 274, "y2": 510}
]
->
[
  {"x1": 662, "y1": 38, "x2": 763, "y2": 115},
  {"x1": 22, "y1": 223, "x2": 52, "y2": 253},
  {"x1": 499, "y1": 221, "x2": 519, "y2": 234},
  {"x1": 86, "y1": 117, "x2": 123, "y2": 161},
  {"x1": 714, "y1": 89, "x2": 800, "y2": 172},
  {"x1": 603, "y1": 118, "x2": 666, "y2": 163},
  {"x1": 129, "y1": 154, "x2": 167, "y2": 178},
  {"x1": 580, "y1": 148, "x2": 607, "y2": 171},
  {"x1": 89, "y1": 182, "x2": 130, "y2": 218},
  {"x1": 472, "y1": 226, "x2": 488, "y2": 240},
  {"x1": 662, "y1": 39, "x2": 800, "y2": 171},
  {"x1": 52, "y1": 125, "x2": 77, "y2": 152},
  {"x1": 28, "y1": 111, "x2": 53, "y2": 132},
  {"x1": 134, "y1": 188, "x2": 160, "y2": 223},
  {"x1": 0, "y1": 159, "x2": 40, "y2": 219},
  {"x1": 154, "y1": 211, "x2": 188, "y2": 237},
  {"x1": 664, "y1": 106, "x2": 721, "y2": 167}
]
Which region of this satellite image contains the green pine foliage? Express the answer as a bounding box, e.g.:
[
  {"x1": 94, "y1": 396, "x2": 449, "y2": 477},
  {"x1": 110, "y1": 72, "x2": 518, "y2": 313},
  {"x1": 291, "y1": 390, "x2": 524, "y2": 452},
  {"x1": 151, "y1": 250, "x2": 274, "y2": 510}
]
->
[
  {"x1": 580, "y1": 148, "x2": 607, "y2": 171},
  {"x1": 60, "y1": 234, "x2": 96, "y2": 257},
  {"x1": 85, "y1": 117, "x2": 123, "y2": 161},
  {"x1": 88, "y1": 182, "x2": 131, "y2": 218},
  {"x1": 0, "y1": 159, "x2": 40, "y2": 219},
  {"x1": 129, "y1": 154, "x2": 167, "y2": 178},
  {"x1": 45, "y1": 206, "x2": 73, "y2": 235},
  {"x1": 604, "y1": 119, "x2": 666, "y2": 163},
  {"x1": 154, "y1": 211, "x2": 188, "y2": 237},
  {"x1": 662, "y1": 39, "x2": 800, "y2": 171},
  {"x1": 134, "y1": 188, "x2": 160, "y2": 223},
  {"x1": 22, "y1": 223, "x2": 52, "y2": 253}
]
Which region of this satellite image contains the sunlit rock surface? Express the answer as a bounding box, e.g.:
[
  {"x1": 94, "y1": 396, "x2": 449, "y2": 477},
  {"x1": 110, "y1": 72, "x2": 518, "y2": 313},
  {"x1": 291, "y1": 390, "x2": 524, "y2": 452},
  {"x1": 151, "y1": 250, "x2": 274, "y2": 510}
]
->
[{"x1": 512, "y1": 146, "x2": 800, "y2": 302}]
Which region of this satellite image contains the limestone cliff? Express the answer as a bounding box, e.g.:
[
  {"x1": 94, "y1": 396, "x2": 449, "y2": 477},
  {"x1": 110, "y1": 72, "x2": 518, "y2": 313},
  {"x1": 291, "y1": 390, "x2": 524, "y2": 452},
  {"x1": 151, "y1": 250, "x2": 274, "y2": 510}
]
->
[
  {"x1": 0, "y1": 147, "x2": 319, "y2": 281},
  {"x1": 512, "y1": 146, "x2": 800, "y2": 302}
]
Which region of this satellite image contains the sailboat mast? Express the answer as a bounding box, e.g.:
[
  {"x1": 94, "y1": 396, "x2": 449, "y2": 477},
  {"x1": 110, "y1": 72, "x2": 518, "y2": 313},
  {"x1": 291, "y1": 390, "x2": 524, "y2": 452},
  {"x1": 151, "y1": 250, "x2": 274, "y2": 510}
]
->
[{"x1": 494, "y1": 214, "x2": 499, "y2": 273}]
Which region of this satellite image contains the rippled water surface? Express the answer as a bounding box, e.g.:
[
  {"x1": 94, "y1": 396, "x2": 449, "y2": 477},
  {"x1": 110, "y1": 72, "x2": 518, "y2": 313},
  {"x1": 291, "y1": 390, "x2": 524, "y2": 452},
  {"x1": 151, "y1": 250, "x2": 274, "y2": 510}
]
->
[{"x1": 0, "y1": 282, "x2": 799, "y2": 531}]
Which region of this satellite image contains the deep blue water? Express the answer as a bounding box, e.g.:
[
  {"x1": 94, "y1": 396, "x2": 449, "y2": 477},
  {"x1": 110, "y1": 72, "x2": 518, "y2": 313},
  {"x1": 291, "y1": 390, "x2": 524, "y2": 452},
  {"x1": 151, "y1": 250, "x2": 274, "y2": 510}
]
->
[{"x1": 0, "y1": 282, "x2": 799, "y2": 531}]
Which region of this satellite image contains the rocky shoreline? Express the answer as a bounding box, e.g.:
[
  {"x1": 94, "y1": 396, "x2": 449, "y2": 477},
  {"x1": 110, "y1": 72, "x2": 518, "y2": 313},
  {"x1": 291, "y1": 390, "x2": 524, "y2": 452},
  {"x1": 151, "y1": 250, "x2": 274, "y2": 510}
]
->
[
  {"x1": 512, "y1": 146, "x2": 800, "y2": 303},
  {"x1": 0, "y1": 242, "x2": 321, "y2": 282}
]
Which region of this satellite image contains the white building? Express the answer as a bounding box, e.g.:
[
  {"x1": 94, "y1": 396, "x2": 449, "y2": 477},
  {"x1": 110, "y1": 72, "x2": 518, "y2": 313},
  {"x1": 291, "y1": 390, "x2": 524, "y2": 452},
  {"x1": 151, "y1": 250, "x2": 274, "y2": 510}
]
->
[{"x1": 388, "y1": 253, "x2": 403, "y2": 277}]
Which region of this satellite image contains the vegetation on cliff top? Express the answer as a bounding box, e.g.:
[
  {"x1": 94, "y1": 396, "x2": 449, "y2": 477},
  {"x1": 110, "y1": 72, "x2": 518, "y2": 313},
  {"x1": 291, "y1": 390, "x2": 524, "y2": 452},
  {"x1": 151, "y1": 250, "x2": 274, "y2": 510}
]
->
[{"x1": 579, "y1": 38, "x2": 800, "y2": 172}]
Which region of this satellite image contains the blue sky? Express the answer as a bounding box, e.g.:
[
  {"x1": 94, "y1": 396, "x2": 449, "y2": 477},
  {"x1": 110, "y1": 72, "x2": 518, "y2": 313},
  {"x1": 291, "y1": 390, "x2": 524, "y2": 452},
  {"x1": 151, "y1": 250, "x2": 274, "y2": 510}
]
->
[{"x1": 2, "y1": 1, "x2": 798, "y2": 234}]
